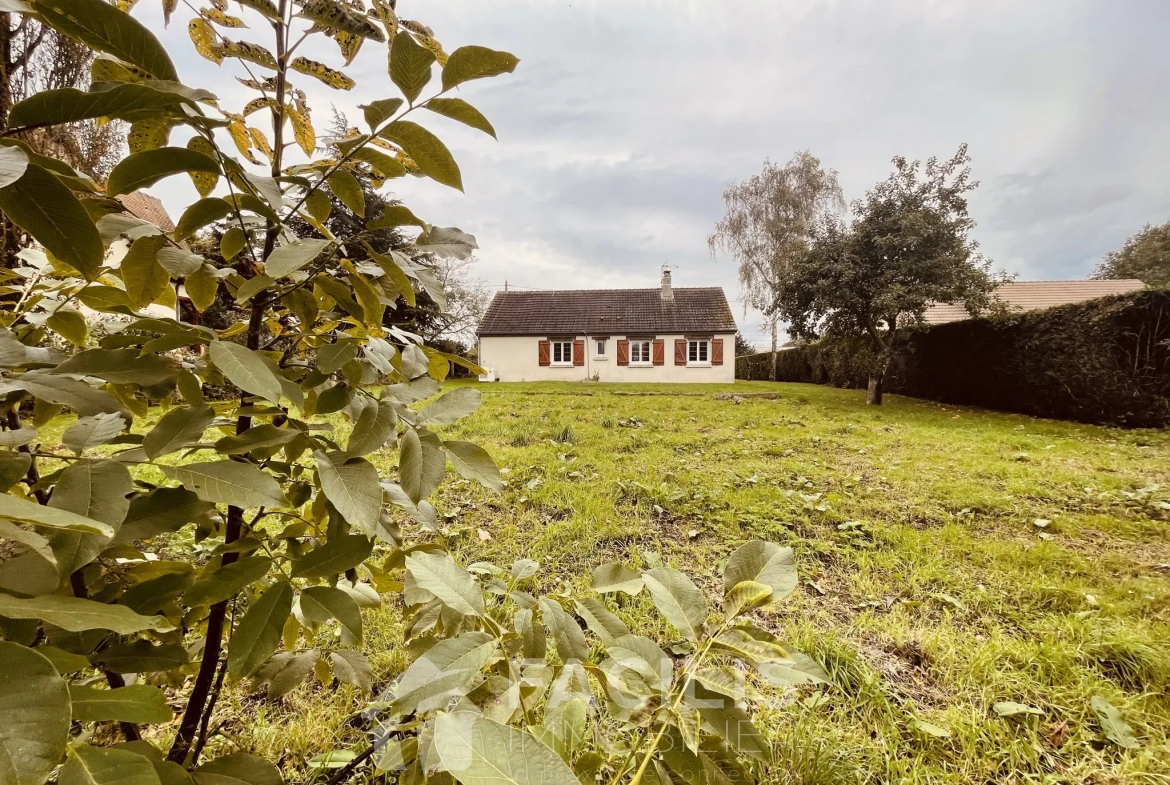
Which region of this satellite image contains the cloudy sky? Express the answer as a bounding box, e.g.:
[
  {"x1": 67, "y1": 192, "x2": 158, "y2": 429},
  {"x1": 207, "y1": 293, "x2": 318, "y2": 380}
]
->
[{"x1": 151, "y1": 0, "x2": 1170, "y2": 347}]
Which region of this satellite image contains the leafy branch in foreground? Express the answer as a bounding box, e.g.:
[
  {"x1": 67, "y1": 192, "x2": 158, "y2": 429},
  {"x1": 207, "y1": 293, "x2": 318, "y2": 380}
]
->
[
  {"x1": 348, "y1": 540, "x2": 829, "y2": 785},
  {"x1": 0, "y1": 0, "x2": 518, "y2": 781}
]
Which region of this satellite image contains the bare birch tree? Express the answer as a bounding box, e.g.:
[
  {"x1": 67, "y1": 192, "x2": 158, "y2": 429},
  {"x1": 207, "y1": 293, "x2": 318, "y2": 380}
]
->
[{"x1": 708, "y1": 151, "x2": 845, "y2": 378}]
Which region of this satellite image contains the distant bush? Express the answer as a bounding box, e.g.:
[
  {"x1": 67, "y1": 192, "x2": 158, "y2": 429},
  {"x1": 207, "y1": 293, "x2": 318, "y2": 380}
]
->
[{"x1": 736, "y1": 290, "x2": 1170, "y2": 427}]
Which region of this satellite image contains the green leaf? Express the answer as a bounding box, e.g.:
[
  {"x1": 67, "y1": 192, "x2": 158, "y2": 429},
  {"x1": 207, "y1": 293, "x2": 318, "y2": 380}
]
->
[
  {"x1": 227, "y1": 580, "x2": 292, "y2": 679},
  {"x1": 62, "y1": 413, "x2": 127, "y2": 454},
  {"x1": 143, "y1": 404, "x2": 214, "y2": 458},
  {"x1": 993, "y1": 701, "x2": 1042, "y2": 717},
  {"x1": 1091, "y1": 695, "x2": 1140, "y2": 749},
  {"x1": 0, "y1": 164, "x2": 103, "y2": 279},
  {"x1": 391, "y1": 632, "x2": 497, "y2": 715},
  {"x1": 220, "y1": 227, "x2": 247, "y2": 260},
  {"x1": 264, "y1": 238, "x2": 330, "y2": 278},
  {"x1": 414, "y1": 225, "x2": 478, "y2": 259},
  {"x1": 683, "y1": 682, "x2": 769, "y2": 762},
  {"x1": 156, "y1": 246, "x2": 204, "y2": 277},
  {"x1": 328, "y1": 649, "x2": 373, "y2": 692},
  {"x1": 425, "y1": 97, "x2": 496, "y2": 138},
  {"x1": 162, "y1": 460, "x2": 286, "y2": 509},
  {"x1": 327, "y1": 170, "x2": 364, "y2": 218},
  {"x1": 753, "y1": 649, "x2": 830, "y2": 686},
  {"x1": 315, "y1": 450, "x2": 382, "y2": 537},
  {"x1": 91, "y1": 640, "x2": 188, "y2": 673},
  {"x1": 54, "y1": 347, "x2": 177, "y2": 386},
  {"x1": 116, "y1": 487, "x2": 213, "y2": 543},
  {"x1": 398, "y1": 428, "x2": 445, "y2": 504},
  {"x1": 723, "y1": 580, "x2": 772, "y2": 618},
  {"x1": 345, "y1": 399, "x2": 397, "y2": 456},
  {"x1": 75, "y1": 285, "x2": 138, "y2": 315},
  {"x1": 317, "y1": 341, "x2": 357, "y2": 373},
  {"x1": 208, "y1": 341, "x2": 284, "y2": 406},
  {"x1": 0, "y1": 519, "x2": 55, "y2": 565},
  {"x1": 0, "y1": 492, "x2": 113, "y2": 536},
  {"x1": 298, "y1": 586, "x2": 362, "y2": 645},
  {"x1": 574, "y1": 597, "x2": 629, "y2": 646},
  {"x1": 233, "y1": 274, "x2": 273, "y2": 305},
  {"x1": 9, "y1": 83, "x2": 193, "y2": 128},
  {"x1": 723, "y1": 541, "x2": 796, "y2": 602},
  {"x1": 47, "y1": 458, "x2": 132, "y2": 575},
  {"x1": 69, "y1": 684, "x2": 173, "y2": 724},
  {"x1": 711, "y1": 627, "x2": 789, "y2": 664},
  {"x1": 0, "y1": 451, "x2": 31, "y2": 492},
  {"x1": 182, "y1": 267, "x2": 218, "y2": 316},
  {"x1": 60, "y1": 744, "x2": 161, "y2": 785},
  {"x1": 379, "y1": 120, "x2": 462, "y2": 191},
  {"x1": 191, "y1": 752, "x2": 283, "y2": 785},
  {"x1": 443, "y1": 440, "x2": 503, "y2": 491},
  {"x1": 290, "y1": 534, "x2": 373, "y2": 579},
  {"x1": 0, "y1": 642, "x2": 70, "y2": 785},
  {"x1": 441, "y1": 45, "x2": 520, "y2": 91},
  {"x1": 642, "y1": 567, "x2": 707, "y2": 641},
  {"x1": 183, "y1": 556, "x2": 272, "y2": 608},
  {"x1": 416, "y1": 387, "x2": 481, "y2": 427},
  {"x1": 389, "y1": 31, "x2": 435, "y2": 104},
  {"x1": 117, "y1": 571, "x2": 194, "y2": 615},
  {"x1": 0, "y1": 145, "x2": 29, "y2": 188},
  {"x1": 46, "y1": 309, "x2": 89, "y2": 346},
  {"x1": 121, "y1": 235, "x2": 170, "y2": 308},
  {"x1": 591, "y1": 564, "x2": 644, "y2": 596},
  {"x1": 214, "y1": 424, "x2": 299, "y2": 455},
  {"x1": 8, "y1": 370, "x2": 128, "y2": 417},
  {"x1": 434, "y1": 713, "x2": 579, "y2": 785},
  {"x1": 107, "y1": 147, "x2": 220, "y2": 196},
  {"x1": 360, "y1": 98, "x2": 403, "y2": 130},
  {"x1": 252, "y1": 650, "x2": 317, "y2": 701},
  {"x1": 404, "y1": 551, "x2": 484, "y2": 616},
  {"x1": 539, "y1": 598, "x2": 589, "y2": 662},
  {"x1": 35, "y1": 645, "x2": 91, "y2": 674},
  {"x1": 909, "y1": 718, "x2": 951, "y2": 739},
  {"x1": 0, "y1": 594, "x2": 171, "y2": 633},
  {"x1": 28, "y1": 0, "x2": 177, "y2": 80}
]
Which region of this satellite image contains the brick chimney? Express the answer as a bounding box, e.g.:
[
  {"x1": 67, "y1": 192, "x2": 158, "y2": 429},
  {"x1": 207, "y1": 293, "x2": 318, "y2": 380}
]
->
[{"x1": 661, "y1": 268, "x2": 673, "y2": 303}]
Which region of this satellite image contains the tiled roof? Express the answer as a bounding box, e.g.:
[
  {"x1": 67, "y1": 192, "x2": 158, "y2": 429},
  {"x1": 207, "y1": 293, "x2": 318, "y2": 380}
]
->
[
  {"x1": 118, "y1": 191, "x2": 175, "y2": 232},
  {"x1": 478, "y1": 287, "x2": 737, "y2": 336},
  {"x1": 923, "y1": 279, "x2": 1147, "y2": 324}
]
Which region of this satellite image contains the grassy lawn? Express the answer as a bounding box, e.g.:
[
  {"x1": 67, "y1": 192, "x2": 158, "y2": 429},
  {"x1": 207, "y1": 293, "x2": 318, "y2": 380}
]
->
[{"x1": 206, "y1": 380, "x2": 1170, "y2": 784}]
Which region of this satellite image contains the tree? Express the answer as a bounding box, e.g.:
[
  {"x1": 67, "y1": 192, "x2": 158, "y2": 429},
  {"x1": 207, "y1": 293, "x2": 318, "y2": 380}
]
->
[
  {"x1": 1092, "y1": 221, "x2": 1170, "y2": 288},
  {"x1": 776, "y1": 144, "x2": 999, "y2": 405},
  {"x1": 709, "y1": 151, "x2": 844, "y2": 378},
  {"x1": 734, "y1": 330, "x2": 755, "y2": 356}
]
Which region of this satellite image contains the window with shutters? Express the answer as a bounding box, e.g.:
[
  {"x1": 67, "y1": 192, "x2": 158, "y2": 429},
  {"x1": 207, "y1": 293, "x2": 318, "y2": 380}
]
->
[
  {"x1": 551, "y1": 340, "x2": 573, "y2": 366},
  {"x1": 629, "y1": 340, "x2": 652, "y2": 366},
  {"x1": 687, "y1": 339, "x2": 710, "y2": 366}
]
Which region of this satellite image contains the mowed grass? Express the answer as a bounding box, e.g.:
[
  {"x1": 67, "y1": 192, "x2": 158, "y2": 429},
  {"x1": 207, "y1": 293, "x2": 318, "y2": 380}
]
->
[{"x1": 202, "y1": 381, "x2": 1170, "y2": 784}]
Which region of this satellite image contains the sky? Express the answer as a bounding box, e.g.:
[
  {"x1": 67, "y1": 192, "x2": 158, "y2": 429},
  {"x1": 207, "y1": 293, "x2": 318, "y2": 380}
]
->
[{"x1": 148, "y1": 0, "x2": 1170, "y2": 348}]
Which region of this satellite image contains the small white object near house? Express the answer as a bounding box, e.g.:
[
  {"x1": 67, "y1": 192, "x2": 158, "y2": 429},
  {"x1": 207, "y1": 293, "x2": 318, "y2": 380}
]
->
[{"x1": 476, "y1": 271, "x2": 737, "y2": 383}]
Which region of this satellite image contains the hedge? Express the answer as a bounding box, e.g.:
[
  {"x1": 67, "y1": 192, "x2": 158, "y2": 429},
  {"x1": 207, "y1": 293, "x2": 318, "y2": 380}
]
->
[{"x1": 735, "y1": 290, "x2": 1170, "y2": 427}]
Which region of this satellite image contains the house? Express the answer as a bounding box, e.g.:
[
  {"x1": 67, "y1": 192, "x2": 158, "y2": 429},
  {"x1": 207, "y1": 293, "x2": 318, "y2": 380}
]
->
[
  {"x1": 923, "y1": 279, "x2": 1146, "y2": 325},
  {"x1": 476, "y1": 271, "x2": 737, "y2": 382}
]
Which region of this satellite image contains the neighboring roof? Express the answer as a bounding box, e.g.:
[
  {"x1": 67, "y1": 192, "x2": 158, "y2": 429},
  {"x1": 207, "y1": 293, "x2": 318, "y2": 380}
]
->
[
  {"x1": 922, "y1": 279, "x2": 1147, "y2": 325},
  {"x1": 119, "y1": 191, "x2": 175, "y2": 232},
  {"x1": 478, "y1": 287, "x2": 737, "y2": 336}
]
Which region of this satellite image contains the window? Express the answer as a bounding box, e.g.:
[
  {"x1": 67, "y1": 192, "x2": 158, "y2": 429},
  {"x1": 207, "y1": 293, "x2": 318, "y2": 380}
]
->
[
  {"x1": 629, "y1": 340, "x2": 652, "y2": 365},
  {"x1": 595, "y1": 339, "x2": 607, "y2": 358},
  {"x1": 551, "y1": 340, "x2": 573, "y2": 366},
  {"x1": 687, "y1": 340, "x2": 709, "y2": 365}
]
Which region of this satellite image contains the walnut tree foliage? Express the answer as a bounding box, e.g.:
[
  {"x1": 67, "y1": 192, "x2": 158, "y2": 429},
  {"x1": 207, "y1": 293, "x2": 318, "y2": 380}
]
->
[{"x1": 1091, "y1": 220, "x2": 1170, "y2": 289}]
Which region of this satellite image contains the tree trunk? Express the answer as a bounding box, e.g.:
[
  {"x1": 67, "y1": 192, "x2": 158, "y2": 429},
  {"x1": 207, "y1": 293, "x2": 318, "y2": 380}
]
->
[
  {"x1": 769, "y1": 317, "x2": 778, "y2": 381},
  {"x1": 866, "y1": 371, "x2": 883, "y2": 405}
]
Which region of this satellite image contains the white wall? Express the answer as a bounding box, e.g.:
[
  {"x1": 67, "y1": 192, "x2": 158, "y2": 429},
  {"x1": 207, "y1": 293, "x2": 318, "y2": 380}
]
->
[{"x1": 479, "y1": 333, "x2": 736, "y2": 383}]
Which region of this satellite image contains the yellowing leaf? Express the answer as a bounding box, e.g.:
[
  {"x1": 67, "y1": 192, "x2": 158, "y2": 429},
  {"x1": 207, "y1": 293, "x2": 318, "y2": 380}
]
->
[
  {"x1": 227, "y1": 116, "x2": 260, "y2": 164},
  {"x1": 248, "y1": 127, "x2": 274, "y2": 160},
  {"x1": 188, "y1": 18, "x2": 224, "y2": 64},
  {"x1": 291, "y1": 57, "x2": 356, "y2": 90},
  {"x1": 223, "y1": 40, "x2": 277, "y2": 69},
  {"x1": 289, "y1": 105, "x2": 316, "y2": 157},
  {"x1": 202, "y1": 7, "x2": 245, "y2": 27},
  {"x1": 128, "y1": 117, "x2": 173, "y2": 153},
  {"x1": 243, "y1": 97, "x2": 276, "y2": 117},
  {"x1": 186, "y1": 136, "x2": 220, "y2": 197}
]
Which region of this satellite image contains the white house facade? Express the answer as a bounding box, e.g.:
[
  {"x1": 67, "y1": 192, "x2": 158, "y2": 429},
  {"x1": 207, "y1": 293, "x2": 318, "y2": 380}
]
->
[{"x1": 477, "y1": 272, "x2": 737, "y2": 383}]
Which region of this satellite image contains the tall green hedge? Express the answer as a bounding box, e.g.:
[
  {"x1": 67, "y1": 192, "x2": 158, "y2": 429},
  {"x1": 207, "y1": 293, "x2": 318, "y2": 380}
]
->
[{"x1": 735, "y1": 290, "x2": 1170, "y2": 427}]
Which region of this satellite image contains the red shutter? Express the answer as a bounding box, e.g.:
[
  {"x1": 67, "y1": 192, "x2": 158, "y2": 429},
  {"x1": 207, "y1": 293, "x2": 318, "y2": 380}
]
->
[
  {"x1": 573, "y1": 339, "x2": 585, "y2": 366},
  {"x1": 538, "y1": 340, "x2": 551, "y2": 366},
  {"x1": 616, "y1": 340, "x2": 629, "y2": 366},
  {"x1": 674, "y1": 339, "x2": 687, "y2": 365},
  {"x1": 652, "y1": 339, "x2": 664, "y2": 366},
  {"x1": 712, "y1": 338, "x2": 724, "y2": 365}
]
